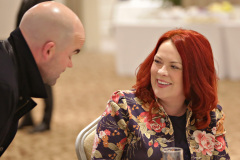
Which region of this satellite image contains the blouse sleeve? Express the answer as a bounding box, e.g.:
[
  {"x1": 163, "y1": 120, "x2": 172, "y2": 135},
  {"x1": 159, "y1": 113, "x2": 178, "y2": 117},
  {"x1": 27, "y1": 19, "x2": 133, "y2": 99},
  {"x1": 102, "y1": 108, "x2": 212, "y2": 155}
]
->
[
  {"x1": 213, "y1": 105, "x2": 230, "y2": 159},
  {"x1": 91, "y1": 91, "x2": 129, "y2": 160}
]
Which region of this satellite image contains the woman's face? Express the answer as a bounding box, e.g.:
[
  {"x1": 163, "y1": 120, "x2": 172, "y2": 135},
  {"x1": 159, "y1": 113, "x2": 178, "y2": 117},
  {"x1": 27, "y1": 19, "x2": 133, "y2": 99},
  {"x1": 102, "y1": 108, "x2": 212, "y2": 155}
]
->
[{"x1": 151, "y1": 40, "x2": 185, "y2": 102}]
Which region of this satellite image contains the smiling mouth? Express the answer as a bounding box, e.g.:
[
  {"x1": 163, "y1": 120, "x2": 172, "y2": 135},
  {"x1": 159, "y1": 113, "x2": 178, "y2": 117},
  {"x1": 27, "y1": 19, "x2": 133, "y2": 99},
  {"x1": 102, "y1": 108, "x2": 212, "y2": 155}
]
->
[{"x1": 157, "y1": 80, "x2": 172, "y2": 85}]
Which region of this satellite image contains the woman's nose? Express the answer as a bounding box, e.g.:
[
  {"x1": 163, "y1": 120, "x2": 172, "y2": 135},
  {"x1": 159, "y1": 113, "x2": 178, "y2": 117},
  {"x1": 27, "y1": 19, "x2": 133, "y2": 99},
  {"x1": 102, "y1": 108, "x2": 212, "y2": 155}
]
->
[{"x1": 158, "y1": 66, "x2": 168, "y2": 76}]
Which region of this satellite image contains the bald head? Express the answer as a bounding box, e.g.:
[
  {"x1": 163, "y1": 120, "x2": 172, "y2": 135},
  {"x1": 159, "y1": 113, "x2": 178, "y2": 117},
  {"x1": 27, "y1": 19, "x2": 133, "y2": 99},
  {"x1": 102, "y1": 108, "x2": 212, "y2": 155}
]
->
[
  {"x1": 19, "y1": 1, "x2": 85, "y2": 53},
  {"x1": 19, "y1": 1, "x2": 85, "y2": 85}
]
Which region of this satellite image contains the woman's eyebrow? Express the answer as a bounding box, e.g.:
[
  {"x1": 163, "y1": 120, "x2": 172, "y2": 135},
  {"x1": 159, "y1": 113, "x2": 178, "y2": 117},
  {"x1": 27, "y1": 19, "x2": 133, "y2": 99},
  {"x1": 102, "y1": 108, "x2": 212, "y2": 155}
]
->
[
  {"x1": 155, "y1": 56, "x2": 182, "y2": 64},
  {"x1": 170, "y1": 61, "x2": 182, "y2": 65}
]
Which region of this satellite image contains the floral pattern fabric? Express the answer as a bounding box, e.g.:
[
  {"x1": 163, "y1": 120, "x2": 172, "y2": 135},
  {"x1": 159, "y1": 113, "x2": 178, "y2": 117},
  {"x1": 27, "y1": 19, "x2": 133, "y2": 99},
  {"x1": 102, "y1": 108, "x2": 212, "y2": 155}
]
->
[{"x1": 91, "y1": 90, "x2": 230, "y2": 160}]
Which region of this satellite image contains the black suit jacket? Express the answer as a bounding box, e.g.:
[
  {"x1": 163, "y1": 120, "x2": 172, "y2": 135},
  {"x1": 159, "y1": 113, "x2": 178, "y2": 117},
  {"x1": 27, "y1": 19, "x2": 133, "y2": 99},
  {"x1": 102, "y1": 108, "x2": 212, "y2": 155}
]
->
[{"x1": 0, "y1": 28, "x2": 47, "y2": 156}]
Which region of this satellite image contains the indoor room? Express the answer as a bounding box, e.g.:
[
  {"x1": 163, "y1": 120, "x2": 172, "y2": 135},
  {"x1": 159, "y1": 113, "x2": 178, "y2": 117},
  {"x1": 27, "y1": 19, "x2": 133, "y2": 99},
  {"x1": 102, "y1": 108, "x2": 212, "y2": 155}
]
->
[{"x1": 0, "y1": 0, "x2": 239, "y2": 159}]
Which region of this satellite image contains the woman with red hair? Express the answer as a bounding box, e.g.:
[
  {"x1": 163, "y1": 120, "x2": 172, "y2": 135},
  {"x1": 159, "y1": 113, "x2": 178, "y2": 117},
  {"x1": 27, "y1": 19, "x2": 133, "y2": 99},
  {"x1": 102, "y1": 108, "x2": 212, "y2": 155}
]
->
[{"x1": 91, "y1": 29, "x2": 230, "y2": 159}]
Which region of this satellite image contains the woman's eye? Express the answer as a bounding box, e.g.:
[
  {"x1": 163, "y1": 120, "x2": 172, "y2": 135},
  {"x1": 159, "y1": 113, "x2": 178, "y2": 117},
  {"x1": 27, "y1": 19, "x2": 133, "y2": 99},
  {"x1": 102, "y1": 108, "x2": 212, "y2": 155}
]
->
[
  {"x1": 171, "y1": 65, "x2": 180, "y2": 69},
  {"x1": 154, "y1": 59, "x2": 162, "y2": 64}
]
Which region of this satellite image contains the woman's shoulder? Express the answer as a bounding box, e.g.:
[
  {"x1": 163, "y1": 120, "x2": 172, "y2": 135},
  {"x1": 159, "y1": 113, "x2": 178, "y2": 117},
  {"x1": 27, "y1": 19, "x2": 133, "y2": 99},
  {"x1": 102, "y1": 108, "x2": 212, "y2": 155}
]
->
[
  {"x1": 216, "y1": 104, "x2": 223, "y2": 111},
  {"x1": 209, "y1": 104, "x2": 226, "y2": 127},
  {"x1": 112, "y1": 89, "x2": 136, "y2": 95},
  {"x1": 110, "y1": 89, "x2": 136, "y2": 100},
  {"x1": 211, "y1": 104, "x2": 225, "y2": 115},
  {"x1": 109, "y1": 89, "x2": 144, "y2": 107}
]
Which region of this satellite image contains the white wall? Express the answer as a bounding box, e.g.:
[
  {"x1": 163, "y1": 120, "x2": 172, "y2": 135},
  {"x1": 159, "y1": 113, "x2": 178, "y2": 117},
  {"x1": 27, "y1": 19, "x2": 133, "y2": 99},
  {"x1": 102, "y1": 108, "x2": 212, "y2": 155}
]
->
[
  {"x1": 98, "y1": 0, "x2": 117, "y2": 53},
  {"x1": 0, "y1": 0, "x2": 111, "y2": 53},
  {"x1": 78, "y1": 0, "x2": 100, "y2": 52},
  {"x1": 0, "y1": 0, "x2": 21, "y2": 39},
  {"x1": 0, "y1": 0, "x2": 65, "y2": 40}
]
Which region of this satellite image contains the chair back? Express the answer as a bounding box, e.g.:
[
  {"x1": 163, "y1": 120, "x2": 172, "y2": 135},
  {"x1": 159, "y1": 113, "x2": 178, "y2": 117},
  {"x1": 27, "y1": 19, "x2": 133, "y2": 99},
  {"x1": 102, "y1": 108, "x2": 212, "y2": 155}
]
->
[{"x1": 75, "y1": 116, "x2": 101, "y2": 160}]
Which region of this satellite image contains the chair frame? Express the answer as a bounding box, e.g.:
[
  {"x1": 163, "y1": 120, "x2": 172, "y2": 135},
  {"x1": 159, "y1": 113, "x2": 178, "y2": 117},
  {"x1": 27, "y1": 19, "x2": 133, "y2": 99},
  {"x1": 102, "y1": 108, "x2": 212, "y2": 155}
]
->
[{"x1": 75, "y1": 116, "x2": 101, "y2": 160}]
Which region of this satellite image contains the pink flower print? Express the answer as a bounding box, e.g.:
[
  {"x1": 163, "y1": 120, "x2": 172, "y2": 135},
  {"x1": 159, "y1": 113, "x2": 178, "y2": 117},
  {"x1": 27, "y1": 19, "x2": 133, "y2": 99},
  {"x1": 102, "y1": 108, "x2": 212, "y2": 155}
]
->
[
  {"x1": 104, "y1": 129, "x2": 111, "y2": 136},
  {"x1": 103, "y1": 104, "x2": 112, "y2": 116},
  {"x1": 153, "y1": 142, "x2": 159, "y2": 147},
  {"x1": 150, "y1": 118, "x2": 166, "y2": 133},
  {"x1": 148, "y1": 141, "x2": 153, "y2": 146},
  {"x1": 120, "y1": 137, "x2": 127, "y2": 144},
  {"x1": 117, "y1": 137, "x2": 127, "y2": 150},
  {"x1": 140, "y1": 112, "x2": 166, "y2": 133},
  {"x1": 139, "y1": 112, "x2": 150, "y2": 123},
  {"x1": 193, "y1": 130, "x2": 215, "y2": 156},
  {"x1": 112, "y1": 92, "x2": 120, "y2": 102},
  {"x1": 212, "y1": 127, "x2": 216, "y2": 134},
  {"x1": 214, "y1": 136, "x2": 226, "y2": 152},
  {"x1": 92, "y1": 134, "x2": 100, "y2": 154},
  {"x1": 99, "y1": 130, "x2": 107, "y2": 139}
]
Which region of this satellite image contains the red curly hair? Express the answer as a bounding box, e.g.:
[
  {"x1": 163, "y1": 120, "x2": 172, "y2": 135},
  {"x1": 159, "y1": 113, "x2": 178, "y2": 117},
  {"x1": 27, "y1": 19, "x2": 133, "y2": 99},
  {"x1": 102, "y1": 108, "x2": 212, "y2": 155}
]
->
[{"x1": 133, "y1": 29, "x2": 218, "y2": 129}]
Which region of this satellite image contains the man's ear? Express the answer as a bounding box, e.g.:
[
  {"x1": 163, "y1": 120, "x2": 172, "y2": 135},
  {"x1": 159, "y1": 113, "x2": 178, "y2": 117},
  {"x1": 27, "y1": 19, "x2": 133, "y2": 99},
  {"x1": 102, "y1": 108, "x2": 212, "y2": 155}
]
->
[{"x1": 42, "y1": 42, "x2": 56, "y2": 60}]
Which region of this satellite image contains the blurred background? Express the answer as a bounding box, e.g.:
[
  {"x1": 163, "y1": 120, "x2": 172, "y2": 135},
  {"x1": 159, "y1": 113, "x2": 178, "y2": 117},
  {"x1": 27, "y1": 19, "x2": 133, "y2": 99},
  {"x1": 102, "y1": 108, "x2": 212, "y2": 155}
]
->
[{"x1": 0, "y1": 0, "x2": 240, "y2": 159}]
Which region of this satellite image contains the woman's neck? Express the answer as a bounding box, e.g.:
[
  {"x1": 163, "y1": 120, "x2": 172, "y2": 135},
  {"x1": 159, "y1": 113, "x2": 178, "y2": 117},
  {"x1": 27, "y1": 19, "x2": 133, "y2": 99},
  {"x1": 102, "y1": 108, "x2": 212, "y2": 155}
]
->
[{"x1": 157, "y1": 98, "x2": 187, "y2": 116}]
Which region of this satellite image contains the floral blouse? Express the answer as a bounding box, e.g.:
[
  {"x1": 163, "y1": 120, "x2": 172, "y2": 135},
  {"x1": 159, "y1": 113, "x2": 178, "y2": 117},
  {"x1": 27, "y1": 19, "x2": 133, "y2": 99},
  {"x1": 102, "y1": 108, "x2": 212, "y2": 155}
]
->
[{"x1": 91, "y1": 90, "x2": 230, "y2": 160}]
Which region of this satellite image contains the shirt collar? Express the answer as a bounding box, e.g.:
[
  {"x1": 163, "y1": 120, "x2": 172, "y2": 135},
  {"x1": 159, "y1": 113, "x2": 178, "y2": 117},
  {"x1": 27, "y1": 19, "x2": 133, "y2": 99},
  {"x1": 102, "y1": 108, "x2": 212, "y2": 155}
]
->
[{"x1": 8, "y1": 28, "x2": 47, "y2": 98}]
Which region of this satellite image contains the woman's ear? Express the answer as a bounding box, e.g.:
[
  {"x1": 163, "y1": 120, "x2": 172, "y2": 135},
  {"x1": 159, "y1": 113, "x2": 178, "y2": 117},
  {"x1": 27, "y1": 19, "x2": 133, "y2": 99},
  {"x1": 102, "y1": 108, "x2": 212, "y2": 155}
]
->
[{"x1": 42, "y1": 41, "x2": 56, "y2": 60}]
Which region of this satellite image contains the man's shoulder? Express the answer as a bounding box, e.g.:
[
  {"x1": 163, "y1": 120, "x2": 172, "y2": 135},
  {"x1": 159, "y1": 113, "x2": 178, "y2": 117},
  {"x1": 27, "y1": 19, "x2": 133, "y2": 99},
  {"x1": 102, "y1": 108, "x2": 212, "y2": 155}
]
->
[
  {"x1": 0, "y1": 42, "x2": 18, "y2": 87},
  {"x1": 0, "y1": 44, "x2": 15, "y2": 70}
]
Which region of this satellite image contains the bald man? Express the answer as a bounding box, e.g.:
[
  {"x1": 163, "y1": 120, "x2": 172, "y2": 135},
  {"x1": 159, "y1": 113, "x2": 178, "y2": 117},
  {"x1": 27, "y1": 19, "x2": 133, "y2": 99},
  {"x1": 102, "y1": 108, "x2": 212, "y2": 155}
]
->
[{"x1": 0, "y1": 1, "x2": 85, "y2": 156}]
